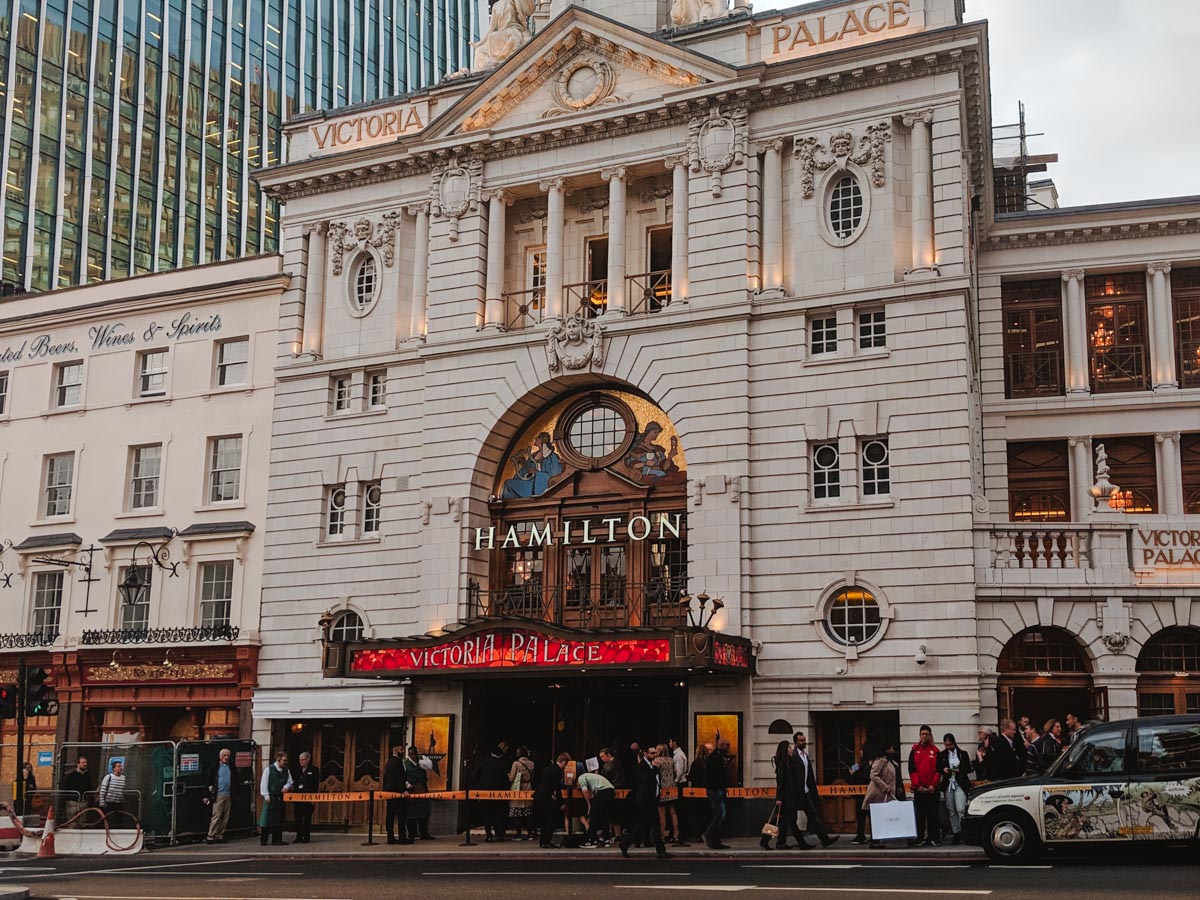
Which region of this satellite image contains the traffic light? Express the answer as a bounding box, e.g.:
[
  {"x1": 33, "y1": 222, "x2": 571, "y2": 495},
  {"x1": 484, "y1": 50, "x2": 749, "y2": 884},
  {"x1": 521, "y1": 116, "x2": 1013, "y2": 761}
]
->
[
  {"x1": 24, "y1": 667, "x2": 58, "y2": 718},
  {"x1": 0, "y1": 683, "x2": 16, "y2": 719}
]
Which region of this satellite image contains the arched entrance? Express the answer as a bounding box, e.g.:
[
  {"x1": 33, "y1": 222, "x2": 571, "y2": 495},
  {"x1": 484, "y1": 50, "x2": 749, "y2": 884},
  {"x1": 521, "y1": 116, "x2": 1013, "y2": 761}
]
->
[
  {"x1": 997, "y1": 627, "x2": 1101, "y2": 727},
  {"x1": 1136, "y1": 627, "x2": 1200, "y2": 716}
]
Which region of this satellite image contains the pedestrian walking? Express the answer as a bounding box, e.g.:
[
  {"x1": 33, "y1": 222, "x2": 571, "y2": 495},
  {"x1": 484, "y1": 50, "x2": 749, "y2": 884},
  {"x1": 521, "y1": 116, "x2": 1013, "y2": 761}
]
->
[
  {"x1": 507, "y1": 747, "x2": 535, "y2": 840},
  {"x1": 619, "y1": 748, "x2": 668, "y2": 858},
  {"x1": 767, "y1": 740, "x2": 806, "y2": 850},
  {"x1": 937, "y1": 734, "x2": 972, "y2": 845},
  {"x1": 534, "y1": 752, "x2": 569, "y2": 848},
  {"x1": 576, "y1": 770, "x2": 615, "y2": 847},
  {"x1": 792, "y1": 732, "x2": 837, "y2": 848},
  {"x1": 61, "y1": 756, "x2": 92, "y2": 823},
  {"x1": 702, "y1": 740, "x2": 730, "y2": 849},
  {"x1": 205, "y1": 747, "x2": 239, "y2": 844},
  {"x1": 861, "y1": 744, "x2": 898, "y2": 849},
  {"x1": 97, "y1": 760, "x2": 126, "y2": 818},
  {"x1": 908, "y1": 726, "x2": 941, "y2": 846},
  {"x1": 473, "y1": 744, "x2": 510, "y2": 842},
  {"x1": 383, "y1": 745, "x2": 412, "y2": 845},
  {"x1": 404, "y1": 745, "x2": 434, "y2": 840},
  {"x1": 291, "y1": 752, "x2": 319, "y2": 843},
  {"x1": 259, "y1": 750, "x2": 293, "y2": 846},
  {"x1": 650, "y1": 744, "x2": 680, "y2": 844}
]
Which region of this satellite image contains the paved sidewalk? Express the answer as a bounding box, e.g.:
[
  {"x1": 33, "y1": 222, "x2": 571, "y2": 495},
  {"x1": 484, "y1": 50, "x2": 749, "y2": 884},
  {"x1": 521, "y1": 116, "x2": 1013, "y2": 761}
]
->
[
  {"x1": 0, "y1": 886, "x2": 30, "y2": 899},
  {"x1": 147, "y1": 832, "x2": 985, "y2": 859}
]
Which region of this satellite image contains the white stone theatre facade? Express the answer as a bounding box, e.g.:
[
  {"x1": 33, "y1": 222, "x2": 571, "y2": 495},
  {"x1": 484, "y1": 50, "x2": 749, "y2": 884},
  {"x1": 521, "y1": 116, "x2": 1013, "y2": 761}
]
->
[{"x1": 251, "y1": 0, "x2": 1200, "y2": 830}]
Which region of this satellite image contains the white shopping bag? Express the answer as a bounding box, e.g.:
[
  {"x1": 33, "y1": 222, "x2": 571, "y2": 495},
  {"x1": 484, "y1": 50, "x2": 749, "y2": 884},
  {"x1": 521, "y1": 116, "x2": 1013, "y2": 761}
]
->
[{"x1": 869, "y1": 800, "x2": 917, "y2": 840}]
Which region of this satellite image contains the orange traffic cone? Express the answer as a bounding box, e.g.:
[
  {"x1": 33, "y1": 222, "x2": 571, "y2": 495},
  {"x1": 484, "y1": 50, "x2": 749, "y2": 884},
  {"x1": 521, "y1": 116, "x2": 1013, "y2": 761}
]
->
[{"x1": 37, "y1": 803, "x2": 57, "y2": 859}]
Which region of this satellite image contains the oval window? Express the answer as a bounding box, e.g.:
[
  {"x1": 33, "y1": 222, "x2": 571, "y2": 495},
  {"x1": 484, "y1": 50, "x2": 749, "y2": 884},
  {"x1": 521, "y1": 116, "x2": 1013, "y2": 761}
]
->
[
  {"x1": 828, "y1": 174, "x2": 864, "y2": 239},
  {"x1": 351, "y1": 253, "x2": 378, "y2": 314}
]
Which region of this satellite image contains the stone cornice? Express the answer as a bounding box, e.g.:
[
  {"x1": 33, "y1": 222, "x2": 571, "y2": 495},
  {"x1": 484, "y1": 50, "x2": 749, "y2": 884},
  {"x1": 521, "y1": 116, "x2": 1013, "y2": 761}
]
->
[{"x1": 983, "y1": 215, "x2": 1200, "y2": 252}]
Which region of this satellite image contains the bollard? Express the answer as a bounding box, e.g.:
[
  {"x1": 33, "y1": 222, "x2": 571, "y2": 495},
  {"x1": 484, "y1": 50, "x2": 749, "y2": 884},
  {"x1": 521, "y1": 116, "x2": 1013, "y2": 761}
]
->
[{"x1": 362, "y1": 790, "x2": 376, "y2": 847}]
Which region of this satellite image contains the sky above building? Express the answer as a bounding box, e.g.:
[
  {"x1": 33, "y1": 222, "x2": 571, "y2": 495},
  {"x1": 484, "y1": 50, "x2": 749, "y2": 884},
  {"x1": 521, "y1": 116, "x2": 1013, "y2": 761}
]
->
[{"x1": 969, "y1": 0, "x2": 1200, "y2": 208}]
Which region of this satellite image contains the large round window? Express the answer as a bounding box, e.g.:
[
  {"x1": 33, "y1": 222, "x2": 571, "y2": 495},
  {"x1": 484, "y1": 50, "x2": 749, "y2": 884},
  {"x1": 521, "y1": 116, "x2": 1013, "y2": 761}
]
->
[
  {"x1": 567, "y1": 405, "x2": 626, "y2": 459},
  {"x1": 823, "y1": 587, "x2": 882, "y2": 646},
  {"x1": 829, "y1": 174, "x2": 864, "y2": 239}
]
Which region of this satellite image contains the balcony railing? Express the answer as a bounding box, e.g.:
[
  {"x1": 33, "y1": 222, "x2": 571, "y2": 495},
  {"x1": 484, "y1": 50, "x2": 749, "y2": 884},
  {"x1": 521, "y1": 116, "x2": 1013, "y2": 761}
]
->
[
  {"x1": 501, "y1": 287, "x2": 546, "y2": 331},
  {"x1": 1005, "y1": 349, "x2": 1062, "y2": 397},
  {"x1": 1090, "y1": 344, "x2": 1149, "y2": 392},
  {"x1": 467, "y1": 581, "x2": 688, "y2": 630},
  {"x1": 986, "y1": 526, "x2": 1091, "y2": 569},
  {"x1": 566, "y1": 279, "x2": 609, "y2": 318},
  {"x1": 0, "y1": 630, "x2": 59, "y2": 648},
  {"x1": 80, "y1": 625, "x2": 240, "y2": 645},
  {"x1": 626, "y1": 270, "x2": 673, "y2": 315},
  {"x1": 1178, "y1": 339, "x2": 1200, "y2": 388}
]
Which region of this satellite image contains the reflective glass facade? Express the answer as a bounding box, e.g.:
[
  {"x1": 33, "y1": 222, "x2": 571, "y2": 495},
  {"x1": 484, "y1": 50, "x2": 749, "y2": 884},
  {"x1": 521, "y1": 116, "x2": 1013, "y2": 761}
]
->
[{"x1": 0, "y1": 0, "x2": 477, "y2": 293}]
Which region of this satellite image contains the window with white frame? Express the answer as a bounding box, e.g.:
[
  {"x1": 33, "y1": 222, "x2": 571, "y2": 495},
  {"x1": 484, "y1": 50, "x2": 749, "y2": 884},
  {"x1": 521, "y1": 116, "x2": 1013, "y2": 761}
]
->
[
  {"x1": 43, "y1": 452, "x2": 74, "y2": 517},
  {"x1": 352, "y1": 253, "x2": 377, "y2": 311},
  {"x1": 812, "y1": 442, "x2": 841, "y2": 500},
  {"x1": 0, "y1": 370, "x2": 9, "y2": 414},
  {"x1": 138, "y1": 349, "x2": 169, "y2": 396},
  {"x1": 528, "y1": 248, "x2": 547, "y2": 308},
  {"x1": 363, "y1": 481, "x2": 382, "y2": 534},
  {"x1": 829, "y1": 174, "x2": 864, "y2": 239},
  {"x1": 216, "y1": 338, "x2": 248, "y2": 387},
  {"x1": 119, "y1": 564, "x2": 151, "y2": 631},
  {"x1": 199, "y1": 560, "x2": 234, "y2": 628},
  {"x1": 330, "y1": 610, "x2": 364, "y2": 642},
  {"x1": 823, "y1": 586, "x2": 882, "y2": 646},
  {"x1": 858, "y1": 309, "x2": 886, "y2": 349},
  {"x1": 327, "y1": 485, "x2": 348, "y2": 537},
  {"x1": 332, "y1": 375, "x2": 352, "y2": 412},
  {"x1": 810, "y1": 316, "x2": 838, "y2": 355},
  {"x1": 32, "y1": 571, "x2": 64, "y2": 637},
  {"x1": 207, "y1": 435, "x2": 242, "y2": 503},
  {"x1": 54, "y1": 361, "x2": 83, "y2": 407},
  {"x1": 129, "y1": 444, "x2": 163, "y2": 509},
  {"x1": 861, "y1": 438, "x2": 890, "y2": 496},
  {"x1": 368, "y1": 371, "x2": 387, "y2": 408}
]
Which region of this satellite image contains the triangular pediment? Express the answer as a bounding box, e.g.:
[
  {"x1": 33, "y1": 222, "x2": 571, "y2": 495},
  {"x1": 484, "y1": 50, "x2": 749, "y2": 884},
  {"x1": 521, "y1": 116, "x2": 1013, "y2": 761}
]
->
[{"x1": 423, "y1": 8, "x2": 738, "y2": 139}]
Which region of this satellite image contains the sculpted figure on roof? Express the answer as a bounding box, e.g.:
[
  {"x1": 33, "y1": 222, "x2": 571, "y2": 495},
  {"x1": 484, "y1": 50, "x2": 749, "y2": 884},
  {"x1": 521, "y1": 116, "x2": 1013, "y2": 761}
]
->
[
  {"x1": 472, "y1": 0, "x2": 537, "y2": 71},
  {"x1": 669, "y1": 0, "x2": 729, "y2": 27}
]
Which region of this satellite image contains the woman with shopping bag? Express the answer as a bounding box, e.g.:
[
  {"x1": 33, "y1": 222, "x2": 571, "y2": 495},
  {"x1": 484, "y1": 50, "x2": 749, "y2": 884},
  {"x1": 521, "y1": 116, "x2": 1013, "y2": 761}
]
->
[
  {"x1": 862, "y1": 745, "x2": 915, "y2": 848},
  {"x1": 764, "y1": 740, "x2": 806, "y2": 850}
]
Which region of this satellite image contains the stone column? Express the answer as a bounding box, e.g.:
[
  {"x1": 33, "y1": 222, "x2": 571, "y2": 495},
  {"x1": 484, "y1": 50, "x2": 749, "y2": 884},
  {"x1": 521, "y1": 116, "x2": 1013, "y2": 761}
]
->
[
  {"x1": 483, "y1": 190, "x2": 511, "y2": 330},
  {"x1": 302, "y1": 222, "x2": 327, "y2": 357},
  {"x1": 540, "y1": 177, "x2": 569, "y2": 320},
  {"x1": 602, "y1": 166, "x2": 627, "y2": 316},
  {"x1": 407, "y1": 203, "x2": 430, "y2": 341},
  {"x1": 667, "y1": 156, "x2": 689, "y2": 304},
  {"x1": 1068, "y1": 435, "x2": 1092, "y2": 521},
  {"x1": 1061, "y1": 269, "x2": 1089, "y2": 394},
  {"x1": 758, "y1": 139, "x2": 784, "y2": 295},
  {"x1": 1156, "y1": 431, "x2": 1184, "y2": 515},
  {"x1": 1147, "y1": 261, "x2": 1177, "y2": 390},
  {"x1": 903, "y1": 109, "x2": 935, "y2": 275}
]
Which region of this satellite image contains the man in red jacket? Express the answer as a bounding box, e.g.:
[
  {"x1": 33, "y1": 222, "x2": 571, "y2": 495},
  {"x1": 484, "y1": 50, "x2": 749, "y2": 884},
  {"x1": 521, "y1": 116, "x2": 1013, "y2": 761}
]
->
[{"x1": 907, "y1": 725, "x2": 941, "y2": 846}]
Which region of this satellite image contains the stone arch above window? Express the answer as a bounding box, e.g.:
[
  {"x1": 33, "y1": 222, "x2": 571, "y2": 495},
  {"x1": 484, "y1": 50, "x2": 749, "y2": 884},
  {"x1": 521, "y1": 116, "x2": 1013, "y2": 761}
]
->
[{"x1": 998, "y1": 626, "x2": 1092, "y2": 674}]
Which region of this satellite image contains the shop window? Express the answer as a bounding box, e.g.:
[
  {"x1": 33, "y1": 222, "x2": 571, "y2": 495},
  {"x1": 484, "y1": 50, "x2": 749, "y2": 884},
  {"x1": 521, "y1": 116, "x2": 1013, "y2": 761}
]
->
[
  {"x1": 829, "y1": 174, "x2": 863, "y2": 239},
  {"x1": 43, "y1": 452, "x2": 75, "y2": 518},
  {"x1": 823, "y1": 587, "x2": 882, "y2": 647},
  {"x1": 128, "y1": 443, "x2": 162, "y2": 510},
  {"x1": 1002, "y1": 279, "x2": 1063, "y2": 397},
  {"x1": 858, "y1": 309, "x2": 885, "y2": 349},
  {"x1": 1173, "y1": 267, "x2": 1200, "y2": 388},
  {"x1": 362, "y1": 482, "x2": 382, "y2": 534},
  {"x1": 1086, "y1": 273, "x2": 1149, "y2": 392},
  {"x1": 137, "y1": 349, "x2": 168, "y2": 397},
  {"x1": 207, "y1": 435, "x2": 242, "y2": 503},
  {"x1": 1096, "y1": 436, "x2": 1157, "y2": 514},
  {"x1": 812, "y1": 443, "x2": 840, "y2": 500},
  {"x1": 199, "y1": 560, "x2": 234, "y2": 628},
  {"x1": 119, "y1": 564, "x2": 151, "y2": 631},
  {"x1": 330, "y1": 611, "x2": 364, "y2": 642},
  {"x1": 1007, "y1": 440, "x2": 1069, "y2": 521},
  {"x1": 860, "y1": 438, "x2": 890, "y2": 496},
  {"x1": 53, "y1": 361, "x2": 83, "y2": 407},
  {"x1": 368, "y1": 370, "x2": 387, "y2": 408},
  {"x1": 215, "y1": 337, "x2": 248, "y2": 387},
  {"x1": 32, "y1": 571, "x2": 64, "y2": 638},
  {"x1": 326, "y1": 485, "x2": 347, "y2": 538},
  {"x1": 810, "y1": 315, "x2": 837, "y2": 355},
  {"x1": 1183, "y1": 433, "x2": 1200, "y2": 514}
]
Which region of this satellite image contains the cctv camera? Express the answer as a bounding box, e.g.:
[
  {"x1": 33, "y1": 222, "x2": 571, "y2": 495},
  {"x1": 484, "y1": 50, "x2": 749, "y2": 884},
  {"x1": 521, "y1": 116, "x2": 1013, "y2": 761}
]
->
[
  {"x1": 915, "y1": 644, "x2": 927, "y2": 665},
  {"x1": 835, "y1": 666, "x2": 846, "y2": 675}
]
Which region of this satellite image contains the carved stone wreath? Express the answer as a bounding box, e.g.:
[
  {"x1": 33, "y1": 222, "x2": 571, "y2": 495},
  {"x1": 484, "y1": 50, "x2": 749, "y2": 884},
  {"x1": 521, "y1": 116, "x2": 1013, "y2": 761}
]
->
[
  {"x1": 327, "y1": 212, "x2": 401, "y2": 276},
  {"x1": 793, "y1": 121, "x2": 892, "y2": 199},
  {"x1": 546, "y1": 309, "x2": 606, "y2": 373},
  {"x1": 687, "y1": 107, "x2": 749, "y2": 197},
  {"x1": 544, "y1": 58, "x2": 620, "y2": 118}
]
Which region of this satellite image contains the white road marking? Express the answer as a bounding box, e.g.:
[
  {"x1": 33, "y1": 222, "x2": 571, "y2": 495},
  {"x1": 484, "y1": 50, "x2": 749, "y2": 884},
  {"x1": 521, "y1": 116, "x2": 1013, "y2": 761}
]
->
[
  {"x1": 423, "y1": 871, "x2": 690, "y2": 876},
  {"x1": 745, "y1": 865, "x2": 973, "y2": 870},
  {"x1": 0, "y1": 866, "x2": 56, "y2": 873},
  {"x1": 22, "y1": 857, "x2": 262, "y2": 879},
  {"x1": 99, "y1": 872, "x2": 302, "y2": 877},
  {"x1": 615, "y1": 887, "x2": 991, "y2": 896},
  {"x1": 51, "y1": 895, "x2": 351, "y2": 900}
]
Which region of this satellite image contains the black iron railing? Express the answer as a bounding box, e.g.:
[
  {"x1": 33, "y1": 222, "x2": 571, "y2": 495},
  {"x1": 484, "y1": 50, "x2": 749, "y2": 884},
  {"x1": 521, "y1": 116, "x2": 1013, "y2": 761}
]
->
[
  {"x1": 1178, "y1": 339, "x2": 1200, "y2": 388},
  {"x1": 80, "y1": 625, "x2": 240, "y2": 645},
  {"x1": 467, "y1": 581, "x2": 688, "y2": 630},
  {"x1": 565, "y1": 279, "x2": 608, "y2": 318},
  {"x1": 626, "y1": 270, "x2": 673, "y2": 316},
  {"x1": 1090, "y1": 344, "x2": 1149, "y2": 392},
  {"x1": 1004, "y1": 349, "x2": 1062, "y2": 397},
  {"x1": 0, "y1": 631, "x2": 59, "y2": 648},
  {"x1": 502, "y1": 287, "x2": 546, "y2": 331}
]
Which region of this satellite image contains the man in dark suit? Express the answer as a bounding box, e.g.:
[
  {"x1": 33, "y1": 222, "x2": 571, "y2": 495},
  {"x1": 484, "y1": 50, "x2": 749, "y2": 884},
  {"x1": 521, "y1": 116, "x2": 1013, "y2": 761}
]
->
[
  {"x1": 619, "y1": 747, "x2": 668, "y2": 858},
  {"x1": 472, "y1": 745, "x2": 510, "y2": 842},
  {"x1": 792, "y1": 732, "x2": 837, "y2": 848},
  {"x1": 291, "y1": 752, "x2": 320, "y2": 843},
  {"x1": 383, "y1": 745, "x2": 413, "y2": 845},
  {"x1": 534, "y1": 752, "x2": 569, "y2": 848},
  {"x1": 987, "y1": 719, "x2": 1028, "y2": 780}
]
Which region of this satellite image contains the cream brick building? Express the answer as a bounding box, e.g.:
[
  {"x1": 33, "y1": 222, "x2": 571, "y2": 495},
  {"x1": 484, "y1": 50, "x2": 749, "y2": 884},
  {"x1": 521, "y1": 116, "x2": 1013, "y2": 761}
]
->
[{"x1": 251, "y1": 0, "x2": 1200, "y2": 832}]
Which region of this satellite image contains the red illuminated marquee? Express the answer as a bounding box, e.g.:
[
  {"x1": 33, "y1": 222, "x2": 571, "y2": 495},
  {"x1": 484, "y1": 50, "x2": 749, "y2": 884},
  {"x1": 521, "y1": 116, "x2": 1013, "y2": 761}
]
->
[{"x1": 350, "y1": 628, "x2": 671, "y2": 674}]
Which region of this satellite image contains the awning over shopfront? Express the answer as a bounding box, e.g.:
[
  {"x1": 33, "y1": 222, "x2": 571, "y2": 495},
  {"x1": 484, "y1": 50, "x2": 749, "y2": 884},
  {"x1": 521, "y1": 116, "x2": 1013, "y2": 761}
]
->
[{"x1": 322, "y1": 617, "x2": 755, "y2": 680}]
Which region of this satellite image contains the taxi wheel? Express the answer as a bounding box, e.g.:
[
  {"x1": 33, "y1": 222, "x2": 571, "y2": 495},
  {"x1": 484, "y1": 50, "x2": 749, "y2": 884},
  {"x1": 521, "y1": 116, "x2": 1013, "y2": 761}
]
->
[{"x1": 982, "y1": 808, "x2": 1040, "y2": 864}]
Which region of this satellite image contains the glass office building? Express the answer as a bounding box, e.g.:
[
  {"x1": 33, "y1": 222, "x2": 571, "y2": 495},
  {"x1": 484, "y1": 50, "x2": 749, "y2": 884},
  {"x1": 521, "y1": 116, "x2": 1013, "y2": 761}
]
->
[{"x1": 0, "y1": 0, "x2": 478, "y2": 294}]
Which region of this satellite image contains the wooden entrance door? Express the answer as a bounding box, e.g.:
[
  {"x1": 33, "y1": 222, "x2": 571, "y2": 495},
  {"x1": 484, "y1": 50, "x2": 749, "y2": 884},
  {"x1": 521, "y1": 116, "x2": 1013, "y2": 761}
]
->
[
  {"x1": 287, "y1": 721, "x2": 393, "y2": 827},
  {"x1": 813, "y1": 711, "x2": 899, "y2": 833}
]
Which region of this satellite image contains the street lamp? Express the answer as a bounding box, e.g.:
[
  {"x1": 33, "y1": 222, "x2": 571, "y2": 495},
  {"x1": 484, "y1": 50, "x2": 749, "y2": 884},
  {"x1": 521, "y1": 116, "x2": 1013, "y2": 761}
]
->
[{"x1": 117, "y1": 532, "x2": 181, "y2": 606}]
